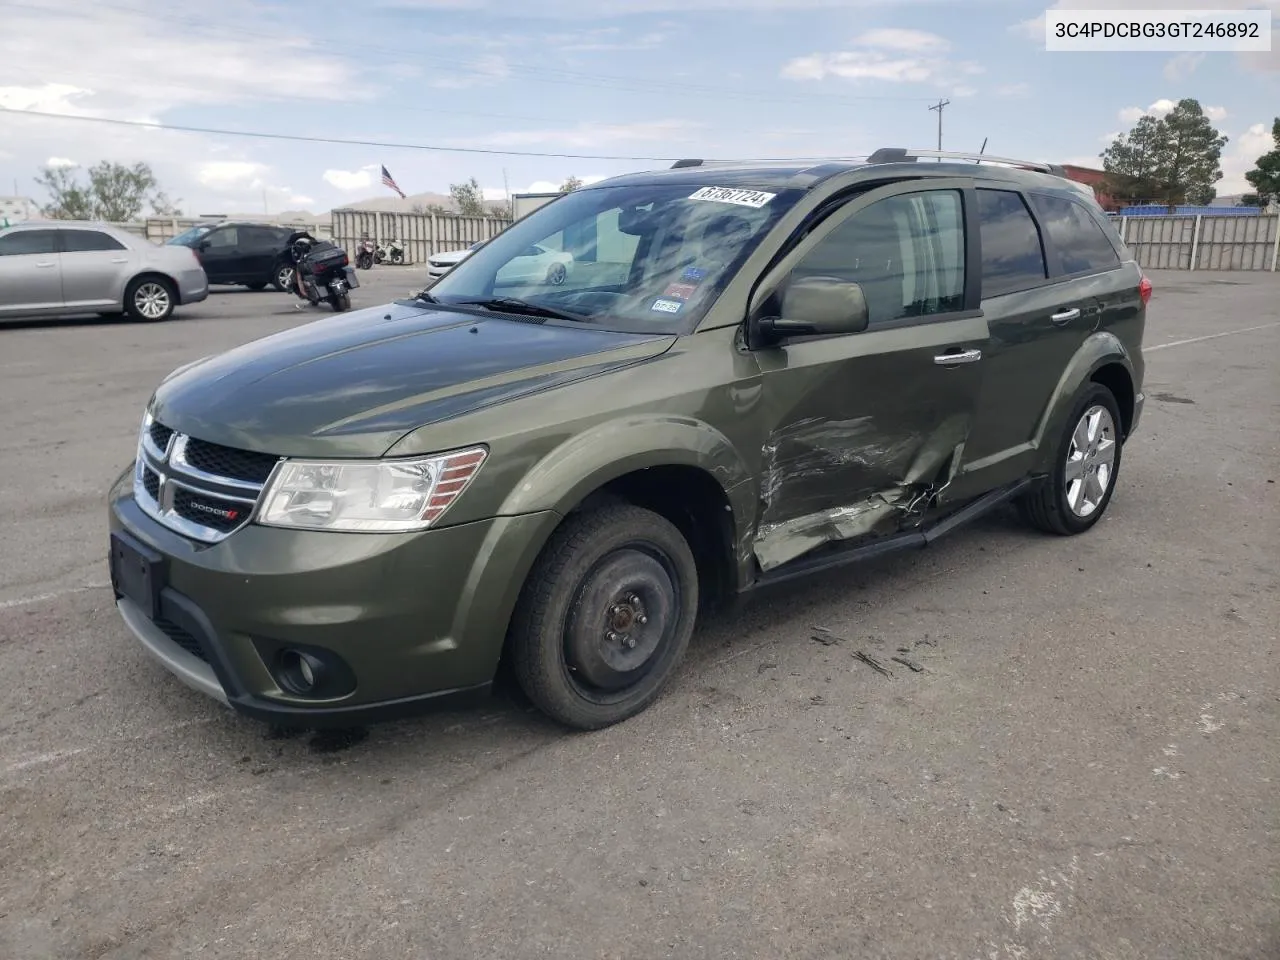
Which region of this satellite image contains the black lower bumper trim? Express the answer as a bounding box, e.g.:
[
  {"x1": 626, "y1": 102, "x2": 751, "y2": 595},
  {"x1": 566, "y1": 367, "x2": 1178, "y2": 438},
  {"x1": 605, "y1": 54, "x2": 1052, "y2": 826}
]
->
[{"x1": 226, "y1": 682, "x2": 494, "y2": 729}]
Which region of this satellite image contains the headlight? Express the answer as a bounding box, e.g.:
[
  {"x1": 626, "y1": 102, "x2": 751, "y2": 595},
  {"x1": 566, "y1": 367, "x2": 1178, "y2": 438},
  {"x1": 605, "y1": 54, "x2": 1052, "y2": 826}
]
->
[{"x1": 257, "y1": 447, "x2": 487, "y2": 533}]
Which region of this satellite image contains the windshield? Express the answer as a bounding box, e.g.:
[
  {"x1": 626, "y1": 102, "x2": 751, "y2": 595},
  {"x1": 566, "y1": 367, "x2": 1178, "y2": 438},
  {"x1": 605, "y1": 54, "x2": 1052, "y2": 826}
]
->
[
  {"x1": 427, "y1": 182, "x2": 796, "y2": 332},
  {"x1": 168, "y1": 224, "x2": 216, "y2": 246}
]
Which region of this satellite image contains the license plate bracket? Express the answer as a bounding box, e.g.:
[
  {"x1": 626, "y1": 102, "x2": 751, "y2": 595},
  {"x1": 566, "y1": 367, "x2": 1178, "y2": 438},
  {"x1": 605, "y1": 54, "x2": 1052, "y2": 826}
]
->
[{"x1": 109, "y1": 532, "x2": 165, "y2": 620}]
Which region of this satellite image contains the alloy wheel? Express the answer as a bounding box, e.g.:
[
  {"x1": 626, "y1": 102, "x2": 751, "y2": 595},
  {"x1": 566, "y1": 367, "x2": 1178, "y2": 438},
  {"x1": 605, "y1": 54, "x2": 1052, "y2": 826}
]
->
[
  {"x1": 133, "y1": 282, "x2": 170, "y2": 320},
  {"x1": 1064, "y1": 404, "x2": 1117, "y2": 517}
]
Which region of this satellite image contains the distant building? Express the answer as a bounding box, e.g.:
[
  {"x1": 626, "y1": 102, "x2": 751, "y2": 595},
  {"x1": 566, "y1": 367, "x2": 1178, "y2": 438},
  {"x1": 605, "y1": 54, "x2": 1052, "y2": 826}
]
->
[
  {"x1": 1058, "y1": 165, "x2": 1123, "y2": 212},
  {"x1": 0, "y1": 195, "x2": 39, "y2": 225}
]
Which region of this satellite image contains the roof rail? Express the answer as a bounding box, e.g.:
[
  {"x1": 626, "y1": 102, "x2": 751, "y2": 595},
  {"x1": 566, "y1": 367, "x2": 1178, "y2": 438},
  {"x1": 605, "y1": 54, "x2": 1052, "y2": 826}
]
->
[
  {"x1": 866, "y1": 147, "x2": 1066, "y2": 177},
  {"x1": 671, "y1": 158, "x2": 703, "y2": 168}
]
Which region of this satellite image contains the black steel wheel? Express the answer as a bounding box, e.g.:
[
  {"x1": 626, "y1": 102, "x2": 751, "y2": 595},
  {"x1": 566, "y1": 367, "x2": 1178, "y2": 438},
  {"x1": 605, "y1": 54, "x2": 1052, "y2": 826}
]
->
[{"x1": 509, "y1": 503, "x2": 698, "y2": 730}]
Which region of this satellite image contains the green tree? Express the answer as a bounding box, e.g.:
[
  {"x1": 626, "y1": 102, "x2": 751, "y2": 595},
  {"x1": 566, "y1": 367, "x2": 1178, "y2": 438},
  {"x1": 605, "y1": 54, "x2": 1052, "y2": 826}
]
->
[
  {"x1": 559, "y1": 175, "x2": 584, "y2": 193},
  {"x1": 35, "y1": 160, "x2": 182, "y2": 220},
  {"x1": 1101, "y1": 98, "x2": 1227, "y2": 209},
  {"x1": 449, "y1": 177, "x2": 487, "y2": 217},
  {"x1": 1243, "y1": 117, "x2": 1280, "y2": 207}
]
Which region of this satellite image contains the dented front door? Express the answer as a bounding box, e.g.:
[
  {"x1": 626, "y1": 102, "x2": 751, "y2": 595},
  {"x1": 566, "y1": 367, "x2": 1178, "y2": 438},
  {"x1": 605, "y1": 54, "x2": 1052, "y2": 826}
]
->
[{"x1": 750, "y1": 180, "x2": 989, "y2": 571}]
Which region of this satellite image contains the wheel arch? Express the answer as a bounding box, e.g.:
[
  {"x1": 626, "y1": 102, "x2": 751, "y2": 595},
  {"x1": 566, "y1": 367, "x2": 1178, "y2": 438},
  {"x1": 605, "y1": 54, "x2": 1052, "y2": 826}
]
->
[{"x1": 1031, "y1": 332, "x2": 1137, "y2": 472}]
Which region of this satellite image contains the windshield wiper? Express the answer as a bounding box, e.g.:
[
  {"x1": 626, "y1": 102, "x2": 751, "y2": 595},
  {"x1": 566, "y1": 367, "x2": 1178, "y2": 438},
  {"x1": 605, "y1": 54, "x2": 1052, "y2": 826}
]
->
[{"x1": 454, "y1": 296, "x2": 594, "y2": 324}]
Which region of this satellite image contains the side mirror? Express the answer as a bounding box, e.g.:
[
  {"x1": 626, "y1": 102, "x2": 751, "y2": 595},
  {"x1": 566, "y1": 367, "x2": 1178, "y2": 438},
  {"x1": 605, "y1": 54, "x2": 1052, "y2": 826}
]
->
[
  {"x1": 756, "y1": 275, "x2": 870, "y2": 342},
  {"x1": 197, "y1": 239, "x2": 211, "y2": 251}
]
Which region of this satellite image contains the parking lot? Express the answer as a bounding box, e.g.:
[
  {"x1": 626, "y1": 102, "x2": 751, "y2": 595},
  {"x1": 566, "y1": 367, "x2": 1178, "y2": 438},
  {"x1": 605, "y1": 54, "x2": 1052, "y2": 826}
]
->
[{"x1": 1, "y1": 269, "x2": 1277, "y2": 959}]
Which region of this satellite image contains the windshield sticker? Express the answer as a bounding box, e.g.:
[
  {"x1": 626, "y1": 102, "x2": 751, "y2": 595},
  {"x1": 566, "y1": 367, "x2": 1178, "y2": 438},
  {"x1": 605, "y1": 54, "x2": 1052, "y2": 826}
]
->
[
  {"x1": 651, "y1": 298, "x2": 683, "y2": 314},
  {"x1": 688, "y1": 186, "x2": 776, "y2": 208},
  {"x1": 663, "y1": 282, "x2": 698, "y2": 301},
  {"x1": 681, "y1": 266, "x2": 708, "y2": 283}
]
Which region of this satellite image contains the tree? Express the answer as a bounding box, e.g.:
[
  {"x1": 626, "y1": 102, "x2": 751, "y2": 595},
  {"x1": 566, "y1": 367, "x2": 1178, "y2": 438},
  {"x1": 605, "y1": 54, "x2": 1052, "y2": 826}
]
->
[
  {"x1": 1101, "y1": 98, "x2": 1227, "y2": 209},
  {"x1": 1244, "y1": 117, "x2": 1280, "y2": 208},
  {"x1": 35, "y1": 160, "x2": 182, "y2": 220},
  {"x1": 449, "y1": 177, "x2": 487, "y2": 217},
  {"x1": 559, "y1": 175, "x2": 584, "y2": 193}
]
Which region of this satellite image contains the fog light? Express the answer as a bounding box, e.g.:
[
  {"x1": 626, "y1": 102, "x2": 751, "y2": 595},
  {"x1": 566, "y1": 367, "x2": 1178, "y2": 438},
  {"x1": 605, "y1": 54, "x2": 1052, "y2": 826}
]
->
[{"x1": 279, "y1": 649, "x2": 325, "y2": 695}]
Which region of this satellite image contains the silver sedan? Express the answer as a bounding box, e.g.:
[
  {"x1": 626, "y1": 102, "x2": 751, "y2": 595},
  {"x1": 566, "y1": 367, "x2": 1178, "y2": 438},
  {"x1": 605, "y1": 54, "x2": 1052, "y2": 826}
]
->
[{"x1": 0, "y1": 220, "x2": 209, "y2": 323}]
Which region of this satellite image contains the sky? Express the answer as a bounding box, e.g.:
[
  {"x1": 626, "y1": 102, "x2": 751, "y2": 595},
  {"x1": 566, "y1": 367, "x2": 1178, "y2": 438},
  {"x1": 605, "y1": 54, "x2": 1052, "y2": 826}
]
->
[{"x1": 0, "y1": 0, "x2": 1277, "y2": 216}]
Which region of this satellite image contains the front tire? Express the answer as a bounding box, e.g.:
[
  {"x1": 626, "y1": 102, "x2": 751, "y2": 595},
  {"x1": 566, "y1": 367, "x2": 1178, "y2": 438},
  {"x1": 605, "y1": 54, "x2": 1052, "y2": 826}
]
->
[
  {"x1": 1018, "y1": 382, "x2": 1124, "y2": 535},
  {"x1": 509, "y1": 504, "x2": 699, "y2": 731},
  {"x1": 124, "y1": 277, "x2": 175, "y2": 322}
]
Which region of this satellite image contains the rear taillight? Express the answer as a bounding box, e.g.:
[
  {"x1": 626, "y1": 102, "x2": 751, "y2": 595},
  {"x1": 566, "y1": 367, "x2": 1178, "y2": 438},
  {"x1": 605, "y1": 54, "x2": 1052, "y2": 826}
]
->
[{"x1": 1138, "y1": 275, "x2": 1152, "y2": 305}]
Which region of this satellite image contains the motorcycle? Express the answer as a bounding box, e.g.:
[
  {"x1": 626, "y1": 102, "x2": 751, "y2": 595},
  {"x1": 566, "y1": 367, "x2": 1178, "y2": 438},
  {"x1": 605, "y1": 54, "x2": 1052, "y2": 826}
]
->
[
  {"x1": 286, "y1": 232, "x2": 359, "y2": 312},
  {"x1": 355, "y1": 237, "x2": 376, "y2": 270},
  {"x1": 375, "y1": 238, "x2": 406, "y2": 265}
]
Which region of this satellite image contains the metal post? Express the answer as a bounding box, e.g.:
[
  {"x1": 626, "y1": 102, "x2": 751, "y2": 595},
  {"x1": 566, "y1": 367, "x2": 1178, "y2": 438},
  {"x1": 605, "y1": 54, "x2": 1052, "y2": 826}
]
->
[
  {"x1": 1189, "y1": 214, "x2": 1202, "y2": 271},
  {"x1": 1271, "y1": 214, "x2": 1279, "y2": 272},
  {"x1": 929, "y1": 99, "x2": 950, "y2": 154},
  {"x1": 1120, "y1": 216, "x2": 1128, "y2": 243}
]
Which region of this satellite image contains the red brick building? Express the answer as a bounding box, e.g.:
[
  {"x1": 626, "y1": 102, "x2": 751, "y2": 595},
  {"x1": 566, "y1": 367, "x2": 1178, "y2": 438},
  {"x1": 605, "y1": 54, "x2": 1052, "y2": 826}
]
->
[{"x1": 1059, "y1": 165, "x2": 1123, "y2": 212}]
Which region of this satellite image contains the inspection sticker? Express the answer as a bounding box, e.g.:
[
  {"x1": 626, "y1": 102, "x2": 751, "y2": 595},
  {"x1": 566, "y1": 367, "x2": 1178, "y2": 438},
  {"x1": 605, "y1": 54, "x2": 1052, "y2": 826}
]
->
[
  {"x1": 688, "y1": 186, "x2": 776, "y2": 208},
  {"x1": 651, "y1": 298, "x2": 683, "y2": 314},
  {"x1": 663, "y1": 282, "x2": 698, "y2": 300},
  {"x1": 681, "y1": 266, "x2": 708, "y2": 283}
]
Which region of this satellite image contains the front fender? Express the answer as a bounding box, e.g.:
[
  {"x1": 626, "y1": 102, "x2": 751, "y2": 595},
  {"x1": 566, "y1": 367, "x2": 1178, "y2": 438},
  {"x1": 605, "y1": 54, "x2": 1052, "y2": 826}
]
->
[
  {"x1": 1032, "y1": 331, "x2": 1135, "y2": 470},
  {"x1": 497, "y1": 413, "x2": 756, "y2": 534}
]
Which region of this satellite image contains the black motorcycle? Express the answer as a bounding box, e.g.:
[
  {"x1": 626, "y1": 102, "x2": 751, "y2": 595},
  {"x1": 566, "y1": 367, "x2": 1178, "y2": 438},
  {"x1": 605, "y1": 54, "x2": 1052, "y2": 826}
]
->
[{"x1": 287, "y1": 232, "x2": 358, "y2": 312}]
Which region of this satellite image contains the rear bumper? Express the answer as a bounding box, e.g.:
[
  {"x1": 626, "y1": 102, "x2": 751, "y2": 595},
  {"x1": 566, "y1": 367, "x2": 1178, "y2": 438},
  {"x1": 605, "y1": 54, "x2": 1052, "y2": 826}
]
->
[
  {"x1": 176, "y1": 267, "x2": 209, "y2": 305},
  {"x1": 1129, "y1": 391, "x2": 1145, "y2": 437}
]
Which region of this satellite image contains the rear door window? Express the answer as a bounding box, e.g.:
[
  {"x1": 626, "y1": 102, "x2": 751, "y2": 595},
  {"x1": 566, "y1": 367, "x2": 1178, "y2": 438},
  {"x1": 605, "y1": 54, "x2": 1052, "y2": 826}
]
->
[
  {"x1": 1031, "y1": 194, "x2": 1121, "y2": 275},
  {"x1": 0, "y1": 229, "x2": 58, "y2": 256},
  {"x1": 975, "y1": 189, "x2": 1048, "y2": 298},
  {"x1": 62, "y1": 229, "x2": 128, "y2": 252}
]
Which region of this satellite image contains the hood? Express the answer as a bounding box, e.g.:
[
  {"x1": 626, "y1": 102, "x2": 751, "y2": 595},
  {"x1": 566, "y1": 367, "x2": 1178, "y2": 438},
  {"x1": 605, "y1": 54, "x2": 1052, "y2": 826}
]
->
[
  {"x1": 430, "y1": 249, "x2": 472, "y2": 264},
  {"x1": 150, "y1": 300, "x2": 674, "y2": 458}
]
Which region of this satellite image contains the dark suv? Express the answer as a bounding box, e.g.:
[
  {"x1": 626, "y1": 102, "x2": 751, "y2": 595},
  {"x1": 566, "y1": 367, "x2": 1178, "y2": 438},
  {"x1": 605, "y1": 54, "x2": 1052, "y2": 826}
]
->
[
  {"x1": 167, "y1": 221, "x2": 300, "y2": 292},
  {"x1": 108, "y1": 148, "x2": 1148, "y2": 732}
]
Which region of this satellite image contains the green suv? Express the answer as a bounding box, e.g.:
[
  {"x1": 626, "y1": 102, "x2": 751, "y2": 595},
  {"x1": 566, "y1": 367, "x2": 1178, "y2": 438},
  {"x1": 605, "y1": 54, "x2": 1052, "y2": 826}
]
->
[{"x1": 107, "y1": 148, "x2": 1148, "y2": 731}]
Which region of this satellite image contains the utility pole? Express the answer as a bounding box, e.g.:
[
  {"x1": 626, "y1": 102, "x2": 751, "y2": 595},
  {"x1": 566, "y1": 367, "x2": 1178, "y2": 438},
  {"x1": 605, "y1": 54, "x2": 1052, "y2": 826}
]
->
[{"x1": 929, "y1": 99, "x2": 950, "y2": 155}]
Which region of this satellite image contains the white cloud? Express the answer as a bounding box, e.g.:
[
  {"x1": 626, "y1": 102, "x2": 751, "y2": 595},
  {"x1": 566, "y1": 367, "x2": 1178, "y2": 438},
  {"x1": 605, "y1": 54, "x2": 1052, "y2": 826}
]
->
[
  {"x1": 1220, "y1": 121, "x2": 1277, "y2": 193},
  {"x1": 1163, "y1": 52, "x2": 1205, "y2": 81},
  {"x1": 323, "y1": 166, "x2": 380, "y2": 191},
  {"x1": 197, "y1": 161, "x2": 270, "y2": 190},
  {"x1": 1118, "y1": 99, "x2": 1227, "y2": 125},
  {"x1": 781, "y1": 28, "x2": 981, "y2": 93},
  {"x1": 45, "y1": 156, "x2": 78, "y2": 169},
  {"x1": 452, "y1": 120, "x2": 700, "y2": 149},
  {"x1": 852, "y1": 29, "x2": 950, "y2": 53}
]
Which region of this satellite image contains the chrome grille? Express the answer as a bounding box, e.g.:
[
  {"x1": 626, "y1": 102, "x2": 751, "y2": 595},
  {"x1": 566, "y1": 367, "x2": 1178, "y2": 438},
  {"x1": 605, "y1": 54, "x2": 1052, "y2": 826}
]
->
[{"x1": 133, "y1": 411, "x2": 281, "y2": 543}]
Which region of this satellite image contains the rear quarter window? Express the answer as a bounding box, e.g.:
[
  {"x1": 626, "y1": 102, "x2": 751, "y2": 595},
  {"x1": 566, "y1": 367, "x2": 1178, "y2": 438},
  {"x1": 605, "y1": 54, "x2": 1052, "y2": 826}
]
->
[{"x1": 1031, "y1": 193, "x2": 1121, "y2": 275}]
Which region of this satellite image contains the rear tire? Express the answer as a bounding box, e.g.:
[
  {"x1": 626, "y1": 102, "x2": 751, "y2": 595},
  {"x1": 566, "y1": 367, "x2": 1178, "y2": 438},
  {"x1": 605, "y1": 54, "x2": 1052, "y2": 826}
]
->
[
  {"x1": 271, "y1": 262, "x2": 294, "y2": 293},
  {"x1": 124, "y1": 277, "x2": 175, "y2": 323},
  {"x1": 509, "y1": 504, "x2": 699, "y2": 731},
  {"x1": 1018, "y1": 382, "x2": 1123, "y2": 536}
]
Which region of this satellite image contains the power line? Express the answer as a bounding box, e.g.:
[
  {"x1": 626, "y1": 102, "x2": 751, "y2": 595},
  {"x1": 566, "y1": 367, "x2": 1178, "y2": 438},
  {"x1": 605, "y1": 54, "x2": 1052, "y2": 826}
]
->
[{"x1": 0, "y1": 106, "x2": 869, "y2": 164}]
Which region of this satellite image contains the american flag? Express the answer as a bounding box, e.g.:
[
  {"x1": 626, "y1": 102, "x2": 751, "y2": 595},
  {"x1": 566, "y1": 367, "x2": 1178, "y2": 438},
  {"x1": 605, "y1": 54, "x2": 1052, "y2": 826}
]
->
[{"x1": 381, "y1": 165, "x2": 406, "y2": 199}]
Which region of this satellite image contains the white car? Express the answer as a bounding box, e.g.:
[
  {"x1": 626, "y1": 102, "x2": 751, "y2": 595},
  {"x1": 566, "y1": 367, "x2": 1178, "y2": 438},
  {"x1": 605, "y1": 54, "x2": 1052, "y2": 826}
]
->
[
  {"x1": 426, "y1": 242, "x2": 481, "y2": 282},
  {"x1": 495, "y1": 242, "x2": 573, "y2": 287},
  {"x1": 0, "y1": 220, "x2": 209, "y2": 323}
]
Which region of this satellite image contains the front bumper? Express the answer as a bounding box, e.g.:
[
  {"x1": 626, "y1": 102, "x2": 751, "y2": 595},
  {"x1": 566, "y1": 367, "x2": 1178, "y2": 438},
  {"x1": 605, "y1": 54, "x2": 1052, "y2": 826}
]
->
[{"x1": 107, "y1": 468, "x2": 559, "y2": 727}]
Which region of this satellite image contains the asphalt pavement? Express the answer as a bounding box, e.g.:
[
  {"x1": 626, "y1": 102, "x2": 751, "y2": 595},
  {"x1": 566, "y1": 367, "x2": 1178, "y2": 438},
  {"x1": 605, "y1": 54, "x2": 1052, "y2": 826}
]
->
[{"x1": 1, "y1": 268, "x2": 1277, "y2": 960}]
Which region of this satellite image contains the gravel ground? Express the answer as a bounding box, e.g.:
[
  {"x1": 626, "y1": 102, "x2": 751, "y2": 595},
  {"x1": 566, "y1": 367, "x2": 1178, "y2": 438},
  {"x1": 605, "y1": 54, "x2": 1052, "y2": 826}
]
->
[{"x1": 0, "y1": 269, "x2": 1277, "y2": 960}]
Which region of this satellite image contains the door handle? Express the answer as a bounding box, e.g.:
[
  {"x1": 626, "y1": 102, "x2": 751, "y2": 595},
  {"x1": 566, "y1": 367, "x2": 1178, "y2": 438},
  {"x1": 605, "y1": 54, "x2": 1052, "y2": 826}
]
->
[
  {"x1": 1051, "y1": 307, "x2": 1081, "y2": 325},
  {"x1": 110, "y1": 257, "x2": 128, "y2": 263},
  {"x1": 35, "y1": 261, "x2": 55, "y2": 268},
  {"x1": 934, "y1": 348, "x2": 982, "y2": 366}
]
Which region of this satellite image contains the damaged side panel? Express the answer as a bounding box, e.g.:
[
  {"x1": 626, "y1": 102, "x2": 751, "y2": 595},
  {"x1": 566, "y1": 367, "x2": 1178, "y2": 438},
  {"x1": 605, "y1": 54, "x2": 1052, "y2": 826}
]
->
[{"x1": 753, "y1": 412, "x2": 971, "y2": 572}]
